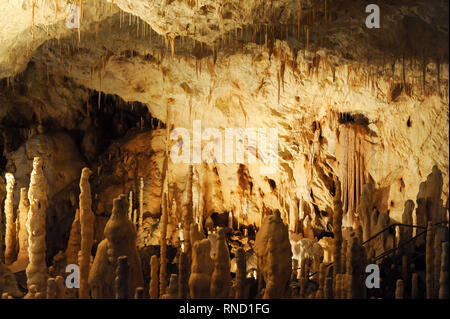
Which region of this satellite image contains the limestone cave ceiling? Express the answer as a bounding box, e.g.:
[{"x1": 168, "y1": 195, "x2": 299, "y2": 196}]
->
[{"x1": 0, "y1": 0, "x2": 448, "y2": 284}]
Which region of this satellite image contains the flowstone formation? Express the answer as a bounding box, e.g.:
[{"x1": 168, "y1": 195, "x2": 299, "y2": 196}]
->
[{"x1": 0, "y1": 0, "x2": 448, "y2": 301}]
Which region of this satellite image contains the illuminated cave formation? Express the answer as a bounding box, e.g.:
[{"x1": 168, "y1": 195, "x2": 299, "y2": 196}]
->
[{"x1": 0, "y1": 0, "x2": 449, "y2": 300}]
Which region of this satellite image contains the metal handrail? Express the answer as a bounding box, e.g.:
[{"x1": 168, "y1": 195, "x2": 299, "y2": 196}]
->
[{"x1": 303, "y1": 220, "x2": 449, "y2": 279}]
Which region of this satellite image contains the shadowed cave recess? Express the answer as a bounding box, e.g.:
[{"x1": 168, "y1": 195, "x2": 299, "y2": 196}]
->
[{"x1": 0, "y1": 0, "x2": 448, "y2": 300}]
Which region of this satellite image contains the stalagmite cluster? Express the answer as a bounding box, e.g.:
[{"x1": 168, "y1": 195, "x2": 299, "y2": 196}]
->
[{"x1": 88, "y1": 195, "x2": 143, "y2": 298}]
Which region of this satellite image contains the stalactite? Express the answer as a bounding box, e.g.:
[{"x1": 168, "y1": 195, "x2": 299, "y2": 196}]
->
[
  {"x1": 115, "y1": 256, "x2": 129, "y2": 299},
  {"x1": 426, "y1": 222, "x2": 434, "y2": 299},
  {"x1": 79, "y1": 168, "x2": 94, "y2": 299},
  {"x1": 210, "y1": 228, "x2": 231, "y2": 298},
  {"x1": 26, "y1": 157, "x2": 48, "y2": 296},
  {"x1": 439, "y1": 242, "x2": 449, "y2": 299},
  {"x1": 32, "y1": 0, "x2": 36, "y2": 40},
  {"x1": 149, "y1": 255, "x2": 159, "y2": 299},
  {"x1": 4, "y1": 173, "x2": 16, "y2": 265}
]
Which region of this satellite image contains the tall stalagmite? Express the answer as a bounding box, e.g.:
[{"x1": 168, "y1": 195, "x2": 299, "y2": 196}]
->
[
  {"x1": 4, "y1": 173, "x2": 16, "y2": 265},
  {"x1": 255, "y1": 210, "x2": 292, "y2": 298},
  {"x1": 65, "y1": 209, "x2": 81, "y2": 266},
  {"x1": 149, "y1": 255, "x2": 159, "y2": 299},
  {"x1": 425, "y1": 222, "x2": 434, "y2": 299},
  {"x1": 332, "y1": 177, "x2": 343, "y2": 297},
  {"x1": 26, "y1": 157, "x2": 48, "y2": 296},
  {"x1": 12, "y1": 188, "x2": 30, "y2": 270},
  {"x1": 160, "y1": 192, "x2": 169, "y2": 295},
  {"x1": 79, "y1": 167, "x2": 95, "y2": 299}
]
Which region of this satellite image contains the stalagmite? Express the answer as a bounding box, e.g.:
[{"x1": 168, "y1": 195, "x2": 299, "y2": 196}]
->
[
  {"x1": 210, "y1": 228, "x2": 231, "y2": 298},
  {"x1": 439, "y1": 242, "x2": 449, "y2": 299},
  {"x1": 89, "y1": 195, "x2": 144, "y2": 299},
  {"x1": 139, "y1": 177, "x2": 144, "y2": 228},
  {"x1": 183, "y1": 166, "x2": 194, "y2": 262},
  {"x1": 46, "y1": 278, "x2": 57, "y2": 299},
  {"x1": 149, "y1": 255, "x2": 159, "y2": 299},
  {"x1": 255, "y1": 210, "x2": 292, "y2": 298},
  {"x1": 235, "y1": 248, "x2": 247, "y2": 299},
  {"x1": 12, "y1": 188, "x2": 30, "y2": 269},
  {"x1": 395, "y1": 279, "x2": 404, "y2": 299},
  {"x1": 434, "y1": 233, "x2": 441, "y2": 298},
  {"x1": 189, "y1": 239, "x2": 213, "y2": 299},
  {"x1": 411, "y1": 273, "x2": 419, "y2": 299},
  {"x1": 128, "y1": 191, "x2": 133, "y2": 222},
  {"x1": 134, "y1": 287, "x2": 144, "y2": 299},
  {"x1": 115, "y1": 256, "x2": 129, "y2": 299},
  {"x1": 55, "y1": 276, "x2": 66, "y2": 299},
  {"x1": 26, "y1": 157, "x2": 48, "y2": 296},
  {"x1": 65, "y1": 209, "x2": 80, "y2": 266},
  {"x1": 332, "y1": 177, "x2": 343, "y2": 295},
  {"x1": 4, "y1": 173, "x2": 16, "y2": 265},
  {"x1": 79, "y1": 168, "x2": 95, "y2": 299},
  {"x1": 426, "y1": 222, "x2": 434, "y2": 299},
  {"x1": 178, "y1": 251, "x2": 189, "y2": 298},
  {"x1": 162, "y1": 274, "x2": 178, "y2": 299},
  {"x1": 160, "y1": 193, "x2": 168, "y2": 296},
  {"x1": 400, "y1": 200, "x2": 414, "y2": 245}
]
